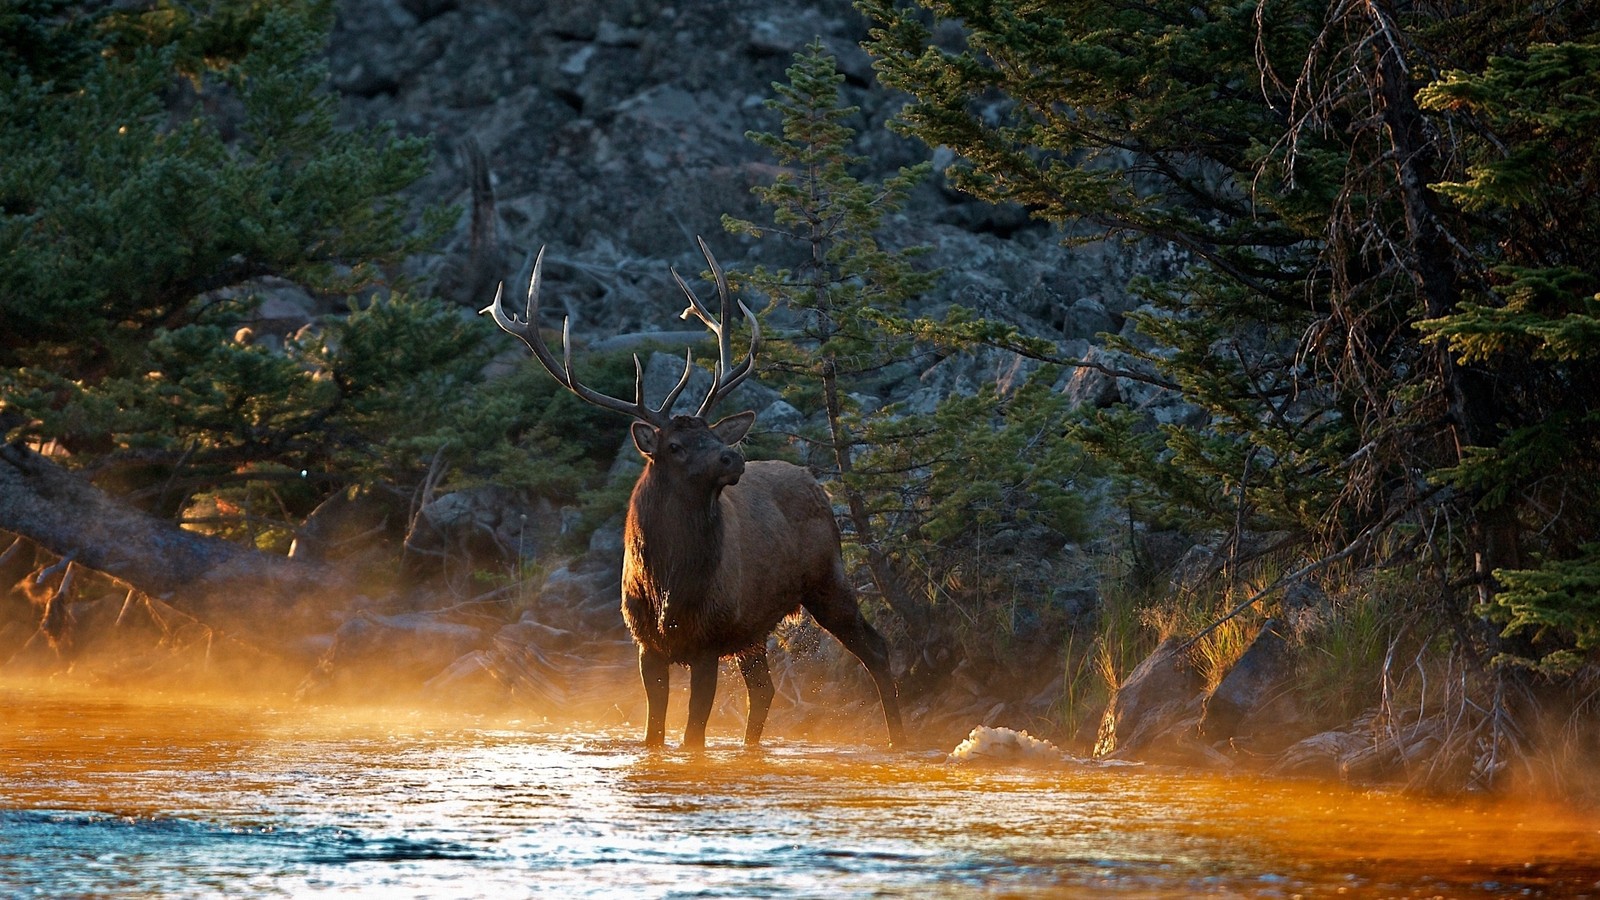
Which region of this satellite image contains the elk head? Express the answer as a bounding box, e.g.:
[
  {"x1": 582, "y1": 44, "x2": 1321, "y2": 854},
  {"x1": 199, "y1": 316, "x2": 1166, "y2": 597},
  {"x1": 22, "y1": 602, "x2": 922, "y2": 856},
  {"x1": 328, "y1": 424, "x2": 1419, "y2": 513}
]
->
[{"x1": 631, "y1": 412, "x2": 755, "y2": 489}]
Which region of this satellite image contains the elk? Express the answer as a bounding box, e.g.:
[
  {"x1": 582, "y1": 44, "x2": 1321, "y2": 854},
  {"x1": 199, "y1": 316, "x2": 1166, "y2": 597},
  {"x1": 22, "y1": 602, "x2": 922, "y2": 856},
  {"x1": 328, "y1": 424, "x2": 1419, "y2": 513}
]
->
[{"x1": 482, "y1": 239, "x2": 905, "y2": 749}]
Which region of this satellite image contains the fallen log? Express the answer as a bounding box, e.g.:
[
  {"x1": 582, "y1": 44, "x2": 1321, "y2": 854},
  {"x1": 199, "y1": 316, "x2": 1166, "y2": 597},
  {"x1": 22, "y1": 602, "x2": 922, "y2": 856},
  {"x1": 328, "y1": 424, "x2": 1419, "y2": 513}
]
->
[{"x1": 0, "y1": 441, "x2": 345, "y2": 638}]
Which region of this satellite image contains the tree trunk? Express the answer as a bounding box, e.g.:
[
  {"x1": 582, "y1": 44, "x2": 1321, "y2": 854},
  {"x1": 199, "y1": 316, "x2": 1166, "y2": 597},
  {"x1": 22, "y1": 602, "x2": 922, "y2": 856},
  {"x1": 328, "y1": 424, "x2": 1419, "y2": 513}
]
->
[
  {"x1": 0, "y1": 441, "x2": 344, "y2": 638},
  {"x1": 1367, "y1": 1, "x2": 1523, "y2": 636},
  {"x1": 818, "y1": 358, "x2": 934, "y2": 648}
]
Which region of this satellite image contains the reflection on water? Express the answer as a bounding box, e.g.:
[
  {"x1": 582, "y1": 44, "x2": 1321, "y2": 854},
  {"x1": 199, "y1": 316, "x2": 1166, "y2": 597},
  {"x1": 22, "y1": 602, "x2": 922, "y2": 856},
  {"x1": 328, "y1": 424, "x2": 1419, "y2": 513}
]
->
[{"x1": 3, "y1": 682, "x2": 1599, "y2": 898}]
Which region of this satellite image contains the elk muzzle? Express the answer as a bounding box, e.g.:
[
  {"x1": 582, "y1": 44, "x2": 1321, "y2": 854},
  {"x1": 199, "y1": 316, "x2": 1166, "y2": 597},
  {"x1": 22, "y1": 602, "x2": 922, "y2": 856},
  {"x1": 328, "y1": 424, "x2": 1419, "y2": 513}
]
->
[{"x1": 715, "y1": 448, "x2": 745, "y2": 487}]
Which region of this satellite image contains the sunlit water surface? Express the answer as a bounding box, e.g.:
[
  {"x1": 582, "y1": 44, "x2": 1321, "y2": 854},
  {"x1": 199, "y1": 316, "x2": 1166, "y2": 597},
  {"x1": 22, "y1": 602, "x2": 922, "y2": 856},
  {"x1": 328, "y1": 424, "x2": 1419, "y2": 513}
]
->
[{"x1": 4, "y1": 683, "x2": 1600, "y2": 898}]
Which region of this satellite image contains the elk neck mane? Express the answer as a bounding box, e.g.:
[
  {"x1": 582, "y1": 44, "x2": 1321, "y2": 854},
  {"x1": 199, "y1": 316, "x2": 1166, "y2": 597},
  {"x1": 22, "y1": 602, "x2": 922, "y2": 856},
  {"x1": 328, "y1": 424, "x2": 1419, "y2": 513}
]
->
[{"x1": 624, "y1": 462, "x2": 729, "y2": 610}]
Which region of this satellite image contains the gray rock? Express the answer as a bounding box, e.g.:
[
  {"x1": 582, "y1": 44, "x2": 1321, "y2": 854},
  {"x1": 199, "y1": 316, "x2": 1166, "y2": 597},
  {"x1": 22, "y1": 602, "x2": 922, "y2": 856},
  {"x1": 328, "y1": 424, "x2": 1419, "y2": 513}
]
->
[
  {"x1": 1283, "y1": 581, "x2": 1333, "y2": 637},
  {"x1": 1050, "y1": 585, "x2": 1100, "y2": 625},
  {"x1": 757, "y1": 399, "x2": 805, "y2": 437},
  {"x1": 1060, "y1": 347, "x2": 1122, "y2": 410},
  {"x1": 405, "y1": 487, "x2": 552, "y2": 567},
  {"x1": 249, "y1": 281, "x2": 319, "y2": 334},
  {"x1": 533, "y1": 556, "x2": 625, "y2": 636},
  {"x1": 1064, "y1": 296, "x2": 1115, "y2": 341},
  {"x1": 1094, "y1": 635, "x2": 1208, "y2": 763},
  {"x1": 903, "y1": 347, "x2": 1042, "y2": 415},
  {"x1": 329, "y1": 1, "x2": 421, "y2": 97},
  {"x1": 559, "y1": 44, "x2": 597, "y2": 77},
  {"x1": 595, "y1": 21, "x2": 646, "y2": 48},
  {"x1": 588, "y1": 520, "x2": 624, "y2": 557},
  {"x1": 328, "y1": 0, "x2": 1151, "y2": 360},
  {"x1": 1200, "y1": 619, "x2": 1306, "y2": 749}
]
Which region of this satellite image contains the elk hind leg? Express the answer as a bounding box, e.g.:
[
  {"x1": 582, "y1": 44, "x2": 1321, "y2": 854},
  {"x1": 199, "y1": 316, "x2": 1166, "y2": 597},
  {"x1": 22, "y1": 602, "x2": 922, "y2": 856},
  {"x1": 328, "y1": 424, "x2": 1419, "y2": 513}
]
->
[
  {"x1": 737, "y1": 646, "x2": 775, "y2": 746},
  {"x1": 805, "y1": 588, "x2": 907, "y2": 749}
]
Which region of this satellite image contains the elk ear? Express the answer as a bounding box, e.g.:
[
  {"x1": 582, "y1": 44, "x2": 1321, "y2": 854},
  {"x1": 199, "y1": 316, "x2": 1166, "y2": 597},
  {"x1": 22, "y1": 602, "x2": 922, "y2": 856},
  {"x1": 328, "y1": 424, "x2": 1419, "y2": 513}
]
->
[
  {"x1": 710, "y1": 410, "x2": 756, "y2": 445},
  {"x1": 631, "y1": 421, "x2": 659, "y2": 457}
]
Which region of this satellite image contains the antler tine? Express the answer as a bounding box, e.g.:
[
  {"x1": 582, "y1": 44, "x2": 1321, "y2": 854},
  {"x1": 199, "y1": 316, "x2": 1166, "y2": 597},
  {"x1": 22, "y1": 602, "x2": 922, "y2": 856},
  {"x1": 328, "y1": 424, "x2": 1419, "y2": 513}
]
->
[
  {"x1": 481, "y1": 246, "x2": 671, "y2": 426},
  {"x1": 653, "y1": 348, "x2": 696, "y2": 418},
  {"x1": 671, "y1": 268, "x2": 719, "y2": 335},
  {"x1": 682, "y1": 237, "x2": 760, "y2": 417},
  {"x1": 692, "y1": 300, "x2": 761, "y2": 418},
  {"x1": 702, "y1": 237, "x2": 735, "y2": 380},
  {"x1": 721, "y1": 298, "x2": 761, "y2": 383}
]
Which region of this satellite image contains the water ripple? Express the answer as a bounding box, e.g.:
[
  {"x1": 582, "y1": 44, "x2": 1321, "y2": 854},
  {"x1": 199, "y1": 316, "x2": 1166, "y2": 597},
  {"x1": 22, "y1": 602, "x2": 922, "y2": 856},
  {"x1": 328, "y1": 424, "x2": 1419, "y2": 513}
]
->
[{"x1": 4, "y1": 690, "x2": 1600, "y2": 898}]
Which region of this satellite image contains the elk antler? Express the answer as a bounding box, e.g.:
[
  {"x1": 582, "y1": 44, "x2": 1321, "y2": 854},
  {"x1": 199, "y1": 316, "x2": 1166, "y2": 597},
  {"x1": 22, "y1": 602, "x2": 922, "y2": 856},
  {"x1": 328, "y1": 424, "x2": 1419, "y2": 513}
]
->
[
  {"x1": 481, "y1": 247, "x2": 692, "y2": 428},
  {"x1": 670, "y1": 236, "x2": 761, "y2": 418},
  {"x1": 481, "y1": 240, "x2": 759, "y2": 426}
]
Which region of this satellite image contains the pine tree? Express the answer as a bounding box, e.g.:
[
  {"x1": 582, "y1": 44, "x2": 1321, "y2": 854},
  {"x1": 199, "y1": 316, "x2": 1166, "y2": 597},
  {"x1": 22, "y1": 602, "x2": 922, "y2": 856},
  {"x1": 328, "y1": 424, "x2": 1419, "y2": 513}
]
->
[
  {"x1": 861, "y1": 1, "x2": 1600, "y2": 674},
  {"x1": 1413, "y1": 40, "x2": 1600, "y2": 672},
  {"x1": 0, "y1": 2, "x2": 629, "y2": 553},
  {"x1": 0, "y1": 1, "x2": 436, "y2": 366},
  {"x1": 861, "y1": 0, "x2": 1348, "y2": 545},
  {"x1": 725, "y1": 41, "x2": 1088, "y2": 661},
  {"x1": 723, "y1": 41, "x2": 937, "y2": 642}
]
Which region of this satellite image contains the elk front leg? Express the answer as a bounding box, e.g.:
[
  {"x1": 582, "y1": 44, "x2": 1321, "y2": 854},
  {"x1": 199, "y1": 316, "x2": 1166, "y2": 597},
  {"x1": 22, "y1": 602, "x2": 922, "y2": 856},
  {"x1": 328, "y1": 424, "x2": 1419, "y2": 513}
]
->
[
  {"x1": 639, "y1": 646, "x2": 670, "y2": 748},
  {"x1": 682, "y1": 653, "x2": 719, "y2": 750},
  {"x1": 737, "y1": 647, "x2": 774, "y2": 746}
]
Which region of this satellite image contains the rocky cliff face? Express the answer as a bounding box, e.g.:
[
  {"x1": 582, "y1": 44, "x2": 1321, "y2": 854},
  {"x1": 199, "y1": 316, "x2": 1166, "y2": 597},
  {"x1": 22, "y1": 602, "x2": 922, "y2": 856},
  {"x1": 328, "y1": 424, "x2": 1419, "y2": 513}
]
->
[{"x1": 326, "y1": 0, "x2": 1179, "y2": 369}]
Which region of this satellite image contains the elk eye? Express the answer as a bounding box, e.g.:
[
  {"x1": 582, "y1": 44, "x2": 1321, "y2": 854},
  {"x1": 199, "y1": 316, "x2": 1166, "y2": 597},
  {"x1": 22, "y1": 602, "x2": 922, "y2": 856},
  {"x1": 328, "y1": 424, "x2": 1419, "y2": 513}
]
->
[{"x1": 667, "y1": 442, "x2": 684, "y2": 456}]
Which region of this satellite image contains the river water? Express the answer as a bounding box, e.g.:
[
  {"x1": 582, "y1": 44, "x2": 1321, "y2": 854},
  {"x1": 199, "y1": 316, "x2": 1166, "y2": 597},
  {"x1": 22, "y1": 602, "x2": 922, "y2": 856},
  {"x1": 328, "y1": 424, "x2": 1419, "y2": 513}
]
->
[{"x1": 3, "y1": 682, "x2": 1599, "y2": 898}]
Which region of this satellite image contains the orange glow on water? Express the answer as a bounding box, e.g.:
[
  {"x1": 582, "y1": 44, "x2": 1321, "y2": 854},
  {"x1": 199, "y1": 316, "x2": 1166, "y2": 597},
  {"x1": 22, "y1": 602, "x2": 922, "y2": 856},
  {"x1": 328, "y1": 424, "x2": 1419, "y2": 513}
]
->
[{"x1": 2, "y1": 679, "x2": 1599, "y2": 897}]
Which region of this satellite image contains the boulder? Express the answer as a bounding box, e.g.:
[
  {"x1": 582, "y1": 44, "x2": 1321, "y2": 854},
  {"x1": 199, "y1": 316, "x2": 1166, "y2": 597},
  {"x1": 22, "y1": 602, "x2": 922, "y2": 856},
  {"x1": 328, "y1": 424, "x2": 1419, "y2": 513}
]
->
[
  {"x1": 404, "y1": 487, "x2": 556, "y2": 571},
  {"x1": 1060, "y1": 348, "x2": 1121, "y2": 410},
  {"x1": 757, "y1": 399, "x2": 805, "y2": 438},
  {"x1": 1283, "y1": 581, "x2": 1333, "y2": 637},
  {"x1": 530, "y1": 554, "x2": 624, "y2": 635},
  {"x1": 903, "y1": 346, "x2": 1042, "y2": 415},
  {"x1": 1200, "y1": 619, "x2": 1310, "y2": 752},
  {"x1": 1094, "y1": 635, "x2": 1210, "y2": 764},
  {"x1": 1063, "y1": 296, "x2": 1115, "y2": 341},
  {"x1": 1050, "y1": 584, "x2": 1100, "y2": 628},
  {"x1": 246, "y1": 279, "x2": 320, "y2": 338}
]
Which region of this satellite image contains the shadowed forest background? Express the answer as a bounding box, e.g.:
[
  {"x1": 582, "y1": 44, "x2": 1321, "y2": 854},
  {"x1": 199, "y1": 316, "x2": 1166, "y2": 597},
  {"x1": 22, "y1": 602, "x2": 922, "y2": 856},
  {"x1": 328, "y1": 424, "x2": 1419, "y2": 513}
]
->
[{"x1": 3, "y1": 0, "x2": 1600, "y2": 798}]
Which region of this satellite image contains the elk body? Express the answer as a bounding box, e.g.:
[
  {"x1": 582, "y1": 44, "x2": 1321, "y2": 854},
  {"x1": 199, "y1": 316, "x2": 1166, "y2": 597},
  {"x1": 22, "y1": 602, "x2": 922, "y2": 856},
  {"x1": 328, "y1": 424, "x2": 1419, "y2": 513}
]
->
[{"x1": 483, "y1": 240, "x2": 905, "y2": 749}]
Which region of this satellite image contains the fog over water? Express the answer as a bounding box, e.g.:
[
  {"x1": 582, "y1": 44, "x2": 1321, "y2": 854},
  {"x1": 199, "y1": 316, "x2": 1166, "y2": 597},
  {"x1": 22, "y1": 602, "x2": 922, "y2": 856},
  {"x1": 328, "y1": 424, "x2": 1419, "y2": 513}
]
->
[{"x1": 4, "y1": 682, "x2": 1600, "y2": 898}]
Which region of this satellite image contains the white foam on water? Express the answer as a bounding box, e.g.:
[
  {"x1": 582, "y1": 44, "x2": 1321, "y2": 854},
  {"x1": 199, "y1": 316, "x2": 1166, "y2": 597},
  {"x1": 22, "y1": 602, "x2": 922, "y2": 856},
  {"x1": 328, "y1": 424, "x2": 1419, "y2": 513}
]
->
[{"x1": 946, "y1": 725, "x2": 1067, "y2": 766}]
